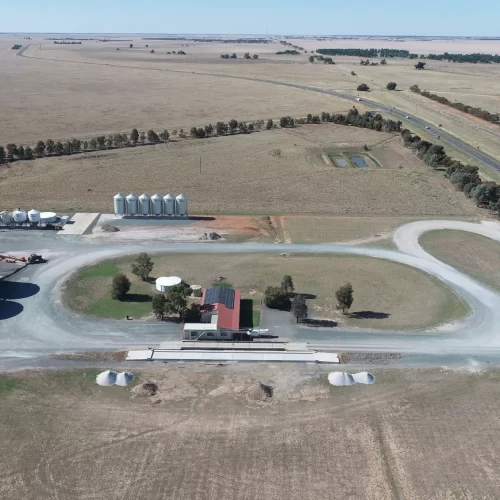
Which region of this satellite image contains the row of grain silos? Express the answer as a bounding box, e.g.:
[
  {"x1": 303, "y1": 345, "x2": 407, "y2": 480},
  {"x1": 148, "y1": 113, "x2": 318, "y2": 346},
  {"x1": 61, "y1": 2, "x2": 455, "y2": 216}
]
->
[
  {"x1": 1, "y1": 209, "x2": 57, "y2": 226},
  {"x1": 113, "y1": 193, "x2": 188, "y2": 217}
]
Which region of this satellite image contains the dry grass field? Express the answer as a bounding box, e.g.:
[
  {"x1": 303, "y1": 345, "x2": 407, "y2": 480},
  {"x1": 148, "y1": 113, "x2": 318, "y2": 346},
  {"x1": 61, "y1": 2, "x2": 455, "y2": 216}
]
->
[
  {"x1": 420, "y1": 230, "x2": 500, "y2": 291},
  {"x1": 2, "y1": 365, "x2": 500, "y2": 500},
  {"x1": 65, "y1": 252, "x2": 469, "y2": 330},
  {"x1": 0, "y1": 125, "x2": 480, "y2": 216},
  {"x1": 2, "y1": 34, "x2": 500, "y2": 162}
]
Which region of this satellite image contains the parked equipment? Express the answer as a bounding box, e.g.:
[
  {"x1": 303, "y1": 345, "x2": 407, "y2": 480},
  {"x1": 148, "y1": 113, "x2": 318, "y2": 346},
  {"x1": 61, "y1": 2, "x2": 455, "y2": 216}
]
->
[{"x1": 28, "y1": 254, "x2": 47, "y2": 264}]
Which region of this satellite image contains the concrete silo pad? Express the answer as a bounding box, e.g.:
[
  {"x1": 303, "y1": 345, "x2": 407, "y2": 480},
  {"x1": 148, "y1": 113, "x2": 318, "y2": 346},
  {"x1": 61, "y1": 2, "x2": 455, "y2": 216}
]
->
[{"x1": 58, "y1": 213, "x2": 100, "y2": 235}]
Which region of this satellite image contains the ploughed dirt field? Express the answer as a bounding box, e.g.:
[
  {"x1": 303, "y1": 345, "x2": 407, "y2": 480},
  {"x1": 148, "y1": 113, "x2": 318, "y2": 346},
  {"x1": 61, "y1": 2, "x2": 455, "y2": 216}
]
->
[
  {"x1": 64, "y1": 252, "x2": 469, "y2": 330},
  {"x1": 420, "y1": 229, "x2": 500, "y2": 291},
  {"x1": 1, "y1": 365, "x2": 500, "y2": 500},
  {"x1": 0, "y1": 125, "x2": 480, "y2": 216}
]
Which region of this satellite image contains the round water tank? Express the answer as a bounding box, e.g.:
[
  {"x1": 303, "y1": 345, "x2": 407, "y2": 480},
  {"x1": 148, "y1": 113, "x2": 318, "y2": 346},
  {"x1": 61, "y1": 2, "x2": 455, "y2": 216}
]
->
[
  {"x1": 191, "y1": 285, "x2": 202, "y2": 297},
  {"x1": 163, "y1": 194, "x2": 175, "y2": 216},
  {"x1": 28, "y1": 209, "x2": 41, "y2": 224},
  {"x1": 155, "y1": 276, "x2": 182, "y2": 293},
  {"x1": 1, "y1": 211, "x2": 11, "y2": 225},
  {"x1": 175, "y1": 194, "x2": 188, "y2": 217},
  {"x1": 139, "y1": 193, "x2": 150, "y2": 215},
  {"x1": 151, "y1": 194, "x2": 163, "y2": 215},
  {"x1": 12, "y1": 209, "x2": 27, "y2": 224},
  {"x1": 113, "y1": 193, "x2": 126, "y2": 215},
  {"x1": 40, "y1": 211, "x2": 57, "y2": 224},
  {"x1": 126, "y1": 193, "x2": 138, "y2": 215}
]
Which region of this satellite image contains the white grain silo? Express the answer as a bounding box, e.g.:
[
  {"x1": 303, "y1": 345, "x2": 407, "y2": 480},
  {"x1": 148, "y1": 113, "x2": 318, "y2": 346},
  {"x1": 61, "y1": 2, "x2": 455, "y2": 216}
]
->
[
  {"x1": 113, "y1": 193, "x2": 126, "y2": 215},
  {"x1": 12, "y1": 209, "x2": 27, "y2": 225},
  {"x1": 139, "y1": 193, "x2": 151, "y2": 215},
  {"x1": 175, "y1": 194, "x2": 188, "y2": 217},
  {"x1": 163, "y1": 193, "x2": 175, "y2": 216},
  {"x1": 150, "y1": 194, "x2": 163, "y2": 215},
  {"x1": 126, "y1": 193, "x2": 138, "y2": 215},
  {"x1": 1, "y1": 211, "x2": 11, "y2": 226},
  {"x1": 28, "y1": 209, "x2": 41, "y2": 226},
  {"x1": 40, "y1": 212, "x2": 57, "y2": 224}
]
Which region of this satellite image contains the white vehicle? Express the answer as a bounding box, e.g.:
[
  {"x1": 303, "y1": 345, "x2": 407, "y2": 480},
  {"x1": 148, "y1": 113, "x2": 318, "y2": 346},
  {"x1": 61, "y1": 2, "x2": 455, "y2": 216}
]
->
[
  {"x1": 425, "y1": 126, "x2": 430, "y2": 129},
  {"x1": 356, "y1": 97, "x2": 362, "y2": 101},
  {"x1": 406, "y1": 115, "x2": 410, "y2": 119}
]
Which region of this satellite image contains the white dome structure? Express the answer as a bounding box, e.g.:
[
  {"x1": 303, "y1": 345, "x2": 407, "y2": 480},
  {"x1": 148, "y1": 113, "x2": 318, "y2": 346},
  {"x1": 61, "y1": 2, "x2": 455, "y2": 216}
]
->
[
  {"x1": 115, "y1": 371, "x2": 135, "y2": 386},
  {"x1": 156, "y1": 276, "x2": 182, "y2": 292},
  {"x1": 150, "y1": 194, "x2": 163, "y2": 215},
  {"x1": 126, "y1": 193, "x2": 138, "y2": 215},
  {"x1": 163, "y1": 193, "x2": 175, "y2": 216},
  {"x1": 113, "y1": 193, "x2": 126, "y2": 215},
  {"x1": 328, "y1": 372, "x2": 356, "y2": 386},
  {"x1": 96, "y1": 370, "x2": 118, "y2": 387},
  {"x1": 1, "y1": 211, "x2": 11, "y2": 225},
  {"x1": 175, "y1": 193, "x2": 188, "y2": 217},
  {"x1": 28, "y1": 209, "x2": 41, "y2": 224},
  {"x1": 352, "y1": 372, "x2": 375, "y2": 385},
  {"x1": 12, "y1": 209, "x2": 27, "y2": 224}
]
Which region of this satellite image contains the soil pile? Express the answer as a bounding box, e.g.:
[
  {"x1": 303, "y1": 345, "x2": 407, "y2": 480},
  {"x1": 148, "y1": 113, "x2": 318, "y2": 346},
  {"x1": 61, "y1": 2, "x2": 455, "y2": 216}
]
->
[
  {"x1": 101, "y1": 224, "x2": 120, "y2": 233},
  {"x1": 132, "y1": 382, "x2": 159, "y2": 397},
  {"x1": 96, "y1": 370, "x2": 118, "y2": 386},
  {"x1": 248, "y1": 382, "x2": 274, "y2": 402}
]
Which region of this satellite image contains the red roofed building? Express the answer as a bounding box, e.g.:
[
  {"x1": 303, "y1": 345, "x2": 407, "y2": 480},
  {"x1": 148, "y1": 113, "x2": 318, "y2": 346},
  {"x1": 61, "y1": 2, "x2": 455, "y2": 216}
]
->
[{"x1": 200, "y1": 287, "x2": 241, "y2": 331}]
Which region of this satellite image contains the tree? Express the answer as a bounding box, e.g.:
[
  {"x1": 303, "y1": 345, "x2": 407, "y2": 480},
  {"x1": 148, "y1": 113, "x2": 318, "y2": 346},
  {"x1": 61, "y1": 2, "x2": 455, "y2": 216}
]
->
[
  {"x1": 244, "y1": 52, "x2": 251, "y2": 59},
  {"x1": 71, "y1": 138, "x2": 81, "y2": 151},
  {"x1": 54, "y1": 141, "x2": 64, "y2": 155},
  {"x1": 147, "y1": 129, "x2": 159, "y2": 143},
  {"x1": 131, "y1": 128, "x2": 139, "y2": 144},
  {"x1": 472, "y1": 182, "x2": 500, "y2": 207},
  {"x1": 357, "y1": 83, "x2": 370, "y2": 91},
  {"x1": 351, "y1": 70, "x2": 356, "y2": 75},
  {"x1": 216, "y1": 121, "x2": 227, "y2": 135},
  {"x1": 196, "y1": 127, "x2": 206, "y2": 138},
  {"x1": 264, "y1": 286, "x2": 291, "y2": 310},
  {"x1": 281, "y1": 275, "x2": 294, "y2": 295},
  {"x1": 105, "y1": 137, "x2": 113, "y2": 148},
  {"x1": 89, "y1": 138, "x2": 97, "y2": 150},
  {"x1": 280, "y1": 116, "x2": 289, "y2": 128},
  {"x1": 291, "y1": 295, "x2": 307, "y2": 323},
  {"x1": 140, "y1": 131, "x2": 146, "y2": 144},
  {"x1": 131, "y1": 252, "x2": 154, "y2": 281},
  {"x1": 17, "y1": 145, "x2": 25, "y2": 159},
  {"x1": 386, "y1": 82, "x2": 397, "y2": 91},
  {"x1": 415, "y1": 61, "x2": 426, "y2": 70},
  {"x1": 204, "y1": 124, "x2": 213, "y2": 136},
  {"x1": 336, "y1": 283, "x2": 354, "y2": 315},
  {"x1": 230, "y1": 53, "x2": 237, "y2": 59},
  {"x1": 83, "y1": 141, "x2": 88, "y2": 151},
  {"x1": 253, "y1": 54, "x2": 259, "y2": 59},
  {"x1": 112, "y1": 273, "x2": 131, "y2": 301},
  {"x1": 306, "y1": 113, "x2": 313, "y2": 123},
  {"x1": 97, "y1": 136, "x2": 106, "y2": 148},
  {"x1": 0, "y1": 146, "x2": 4, "y2": 163},
  {"x1": 229, "y1": 119, "x2": 238, "y2": 133},
  {"x1": 63, "y1": 141, "x2": 73, "y2": 154},
  {"x1": 6, "y1": 144, "x2": 18, "y2": 158},
  {"x1": 159, "y1": 130, "x2": 170, "y2": 142},
  {"x1": 24, "y1": 146, "x2": 34, "y2": 159},
  {"x1": 46, "y1": 139, "x2": 55, "y2": 154},
  {"x1": 129, "y1": 43, "x2": 133, "y2": 48},
  {"x1": 152, "y1": 294, "x2": 167, "y2": 320},
  {"x1": 309, "y1": 55, "x2": 315, "y2": 63},
  {"x1": 380, "y1": 58, "x2": 387, "y2": 65},
  {"x1": 266, "y1": 118, "x2": 273, "y2": 130},
  {"x1": 164, "y1": 284, "x2": 189, "y2": 319},
  {"x1": 150, "y1": 49, "x2": 155, "y2": 54},
  {"x1": 238, "y1": 122, "x2": 248, "y2": 133},
  {"x1": 34, "y1": 140, "x2": 46, "y2": 157}
]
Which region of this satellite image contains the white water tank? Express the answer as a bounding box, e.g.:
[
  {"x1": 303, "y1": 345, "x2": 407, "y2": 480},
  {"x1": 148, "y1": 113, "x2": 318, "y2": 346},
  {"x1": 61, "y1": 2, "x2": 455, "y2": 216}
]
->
[
  {"x1": 28, "y1": 209, "x2": 41, "y2": 225},
  {"x1": 163, "y1": 193, "x2": 175, "y2": 216},
  {"x1": 40, "y1": 211, "x2": 57, "y2": 224},
  {"x1": 113, "y1": 193, "x2": 126, "y2": 215},
  {"x1": 175, "y1": 194, "x2": 188, "y2": 217},
  {"x1": 156, "y1": 276, "x2": 182, "y2": 292},
  {"x1": 139, "y1": 193, "x2": 150, "y2": 215},
  {"x1": 12, "y1": 209, "x2": 27, "y2": 225},
  {"x1": 151, "y1": 194, "x2": 163, "y2": 215},
  {"x1": 126, "y1": 193, "x2": 138, "y2": 215},
  {"x1": 1, "y1": 211, "x2": 11, "y2": 225}
]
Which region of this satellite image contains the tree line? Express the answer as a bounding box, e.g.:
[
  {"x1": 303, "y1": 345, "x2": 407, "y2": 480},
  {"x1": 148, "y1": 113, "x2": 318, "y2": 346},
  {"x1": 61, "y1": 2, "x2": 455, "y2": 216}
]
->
[
  {"x1": 410, "y1": 85, "x2": 499, "y2": 124},
  {"x1": 426, "y1": 52, "x2": 500, "y2": 64},
  {"x1": 12, "y1": 44, "x2": 22, "y2": 50},
  {"x1": 276, "y1": 50, "x2": 300, "y2": 55},
  {"x1": 316, "y1": 48, "x2": 418, "y2": 58},
  {"x1": 309, "y1": 55, "x2": 335, "y2": 64},
  {"x1": 264, "y1": 275, "x2": 354, "y2": 323},
  {"x1": 401, "y1": 130, "x2": 500, "y2": 214},
  {"x1": 54, "y1": 41, "x2": 82, "y2": 45},
  {"x1": 0, "y1": 109, "x2": 405, "y2": 164}
]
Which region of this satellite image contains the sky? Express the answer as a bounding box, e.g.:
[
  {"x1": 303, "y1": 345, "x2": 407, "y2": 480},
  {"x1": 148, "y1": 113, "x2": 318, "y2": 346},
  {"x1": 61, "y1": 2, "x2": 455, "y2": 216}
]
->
[{"x1": 2, "y1": 0, "x2": 500, "y2": 37}]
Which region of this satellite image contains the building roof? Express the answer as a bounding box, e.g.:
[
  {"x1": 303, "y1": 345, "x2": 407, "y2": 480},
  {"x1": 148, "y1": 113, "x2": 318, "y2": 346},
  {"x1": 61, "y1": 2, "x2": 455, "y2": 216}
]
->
[{"x1": 201, "y1": 287, "x2": 241, "y2": 331}]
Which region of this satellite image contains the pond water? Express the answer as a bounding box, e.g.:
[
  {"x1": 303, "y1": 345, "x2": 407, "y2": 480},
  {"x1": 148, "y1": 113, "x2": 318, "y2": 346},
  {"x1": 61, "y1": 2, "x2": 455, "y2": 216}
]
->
[
  {"x1": 333, "y1": 157, "x2": 349, "y2": 168},
  {"x1": 351, "y1": 155, "x2": 369, "y2": 168}
]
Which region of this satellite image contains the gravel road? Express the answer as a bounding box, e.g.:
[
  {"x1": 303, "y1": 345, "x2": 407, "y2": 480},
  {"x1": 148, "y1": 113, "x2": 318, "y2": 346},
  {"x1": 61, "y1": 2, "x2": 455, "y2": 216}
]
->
[{"x1": 1, "y1": 219, "x2": 500, "y2": 368}]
